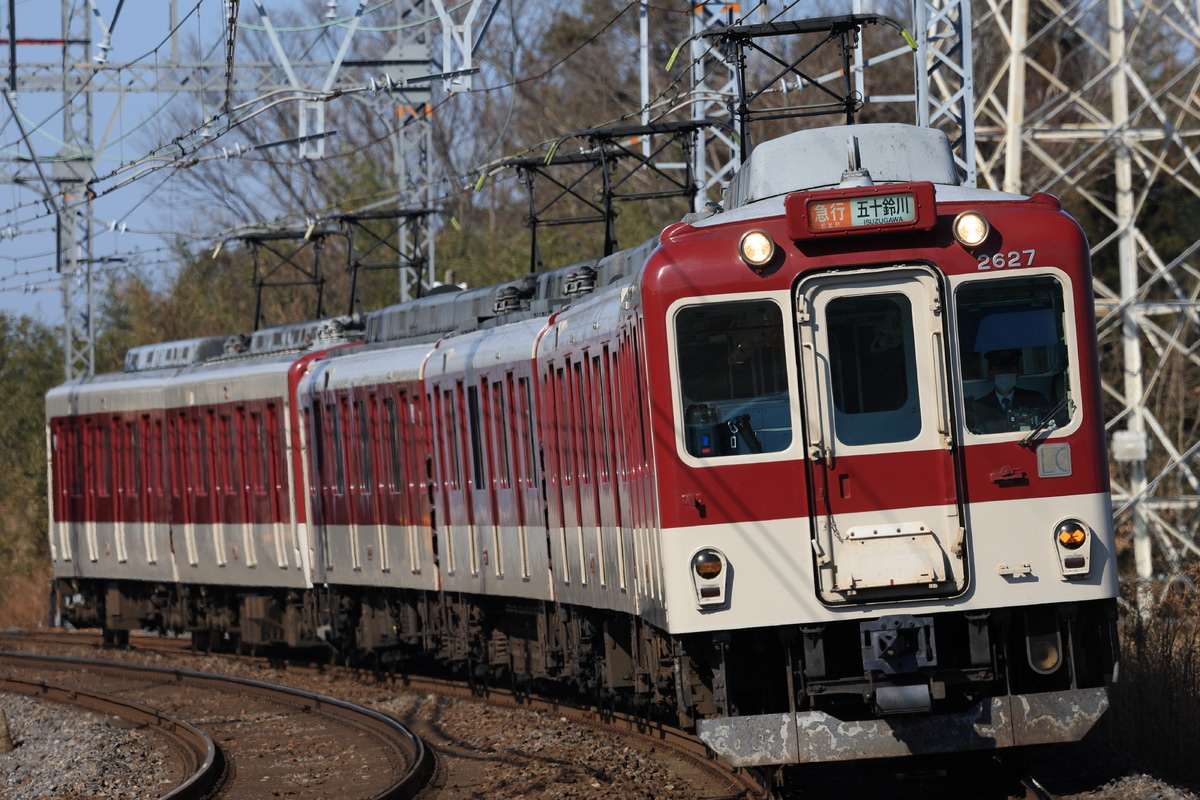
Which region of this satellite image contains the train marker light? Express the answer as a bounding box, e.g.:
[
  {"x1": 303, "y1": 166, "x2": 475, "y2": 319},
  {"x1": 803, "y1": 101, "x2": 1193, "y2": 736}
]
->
[
  {"x1": 1054, "y1": 519, "x2": 1092, "y2": 578},
  {"x1": 1057, "y1": 523, "x2": 1087, "y2": 549},
  {"x1": 693, "y1": 549, "x2": 723, "y2": 579},
  {"x1": 739, "y1": 230, "x2": 776, "y2": 269},
  {"x1": 691, "y1": 548, "x2": 729, "y2": 607},
  {"x1": 952, "y1": 211, "x2": 991, "y2": 247}
]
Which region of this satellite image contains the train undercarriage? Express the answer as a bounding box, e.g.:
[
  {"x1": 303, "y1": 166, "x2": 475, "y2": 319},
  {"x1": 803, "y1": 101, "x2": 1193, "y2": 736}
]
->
[{"x1": 56, "y1": 577, "x2": 1118, "y2": 762}]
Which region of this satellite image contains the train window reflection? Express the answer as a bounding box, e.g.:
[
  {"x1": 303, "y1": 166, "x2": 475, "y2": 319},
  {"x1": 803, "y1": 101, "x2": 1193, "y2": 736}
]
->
[
  {"x1": 676, "y1": 299, "x2": 792, "y2": 457},
  {"x1": 956, "y1": 276, "x2": 1073, "y2": 436},
  {"x1": 827, "y1": 293, "x2": 921, "y2": 446}
]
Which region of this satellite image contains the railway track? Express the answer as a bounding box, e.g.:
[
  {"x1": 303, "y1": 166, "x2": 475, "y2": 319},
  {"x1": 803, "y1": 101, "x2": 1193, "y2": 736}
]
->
[
  {"x1": 2, "y1": 629, "x2": 1063, "y2": 799},
  {"x1": 0, "y1": 667, "x2": 220, "y2": 799},
  {"x1": 2, "y1": 629, "x2": 765, "y2": 799},
  {"x1": 0, "y1": 647, "x2": 430, "y2": 800}
]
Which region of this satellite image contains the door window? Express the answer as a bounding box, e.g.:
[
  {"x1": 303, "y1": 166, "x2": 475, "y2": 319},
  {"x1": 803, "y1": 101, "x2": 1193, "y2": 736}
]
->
[{"x1": 826, "y1": 293, "x2": 921, "y2": 446}]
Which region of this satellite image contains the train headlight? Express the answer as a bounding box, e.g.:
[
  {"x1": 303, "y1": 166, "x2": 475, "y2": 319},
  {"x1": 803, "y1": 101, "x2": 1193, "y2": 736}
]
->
[
  {"x1": 739, "y1": 230, "x2": 776, "y2": 270},
  {"x1": 952, "y1": 211, "x2": 991, "y2": 248},
  {"x1": 1027, "y1": 632, "x2": 1062, "y2": 674},
  {"x1": 1024, "y1": 608, "x2": 1063, "y2": 675},
  {"x1": 690, "y1": 548, "x2": 729, "y2": 608},
  {"x1": 1053, "y1": 518, "x2": 1092, "y2": 579}
]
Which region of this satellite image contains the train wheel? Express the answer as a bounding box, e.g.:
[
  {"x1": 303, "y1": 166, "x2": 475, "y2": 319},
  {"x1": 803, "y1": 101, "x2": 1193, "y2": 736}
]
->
[
  {"x1": 102, "y1": 628, "x2": 129, "y2": 648},
  {"x1": 191, "y1": 629, "x2": 212, "y2": 653}
]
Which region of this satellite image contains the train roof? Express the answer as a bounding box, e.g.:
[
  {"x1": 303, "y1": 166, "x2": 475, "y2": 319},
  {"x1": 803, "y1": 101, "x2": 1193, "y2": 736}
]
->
[
  {"x1": 362, "y1": 236, "x2": 658, "y2": 347},
  {"x1": 123, "y1": 316, "x2": 363, "y2": 373},
  {"x1": 724, "y1": 123, "x2": 960, "y2": 209}
]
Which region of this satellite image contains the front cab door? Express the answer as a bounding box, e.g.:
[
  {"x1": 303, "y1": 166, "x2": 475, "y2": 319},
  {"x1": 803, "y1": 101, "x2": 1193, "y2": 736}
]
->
[{"x1": 797, "y1": 265, "x2": 966, "y2": 604}]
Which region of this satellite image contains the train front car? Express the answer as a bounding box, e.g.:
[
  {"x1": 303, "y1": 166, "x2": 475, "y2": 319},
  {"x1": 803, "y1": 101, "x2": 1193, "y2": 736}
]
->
[{"x1": 641, "y1": 124, "x2": 1119, "y2": 765}]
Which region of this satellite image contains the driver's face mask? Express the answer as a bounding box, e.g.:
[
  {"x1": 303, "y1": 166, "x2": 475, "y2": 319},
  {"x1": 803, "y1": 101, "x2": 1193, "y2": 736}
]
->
[{"x1": 993, "y1": 372, "x2": 1017, "y2": 393}]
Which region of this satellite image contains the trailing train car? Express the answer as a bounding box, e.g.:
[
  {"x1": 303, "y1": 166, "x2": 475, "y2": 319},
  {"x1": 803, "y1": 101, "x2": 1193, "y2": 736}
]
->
[
  {"x1": 47, "y1": 319, "x2": 360, "y2": 645},
  {"x1": 47, "y1": 123, "x2": 1119, "y2": 766}
]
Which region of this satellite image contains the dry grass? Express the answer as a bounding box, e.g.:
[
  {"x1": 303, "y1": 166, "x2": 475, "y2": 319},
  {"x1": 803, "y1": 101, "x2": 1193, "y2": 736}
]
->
[
  {"x1": 1099, "y1": 616, "x2": 1200, "y2": 786},
  {"x1": 0, "y1": 569, "x2": 51, "y2": 629}
]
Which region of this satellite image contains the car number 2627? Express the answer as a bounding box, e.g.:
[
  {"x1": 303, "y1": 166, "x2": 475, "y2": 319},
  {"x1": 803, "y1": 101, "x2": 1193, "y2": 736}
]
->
[{"x1": 978, "y1": 250, "x2": 1037, "y2": 270}]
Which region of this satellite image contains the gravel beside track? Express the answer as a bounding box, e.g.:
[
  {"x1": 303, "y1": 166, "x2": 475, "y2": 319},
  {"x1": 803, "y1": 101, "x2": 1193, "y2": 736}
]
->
[
  {"x1": 1, "y1": 693, "x2": 180, "y2": 800},
  {"x1": 1025, "y1": 742, "x2": 1200, "y2": 800}
]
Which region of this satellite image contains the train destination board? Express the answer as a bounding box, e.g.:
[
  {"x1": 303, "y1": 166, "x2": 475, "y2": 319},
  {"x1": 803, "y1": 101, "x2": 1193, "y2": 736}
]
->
[{"x1": 807, "y1": 192, "x2": 916, "y2": 230}]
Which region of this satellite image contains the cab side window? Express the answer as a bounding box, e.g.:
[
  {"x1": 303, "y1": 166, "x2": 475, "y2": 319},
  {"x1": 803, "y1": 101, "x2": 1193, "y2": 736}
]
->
[
  {"x1": 676, "y1": 299, "x2": 792, "y2": 457},
  {"x1": 956, "y1": 275, "x2": 1073, "y2": 435}
]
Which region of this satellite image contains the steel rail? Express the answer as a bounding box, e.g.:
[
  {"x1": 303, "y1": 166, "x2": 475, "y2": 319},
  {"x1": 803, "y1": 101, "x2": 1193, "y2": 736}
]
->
[
  {"x1": 0, "y1": 651, "x2": 433, "y2": 800},
  {"x1": 0, "y1": 670, "x2": 221, "y2": 800}
]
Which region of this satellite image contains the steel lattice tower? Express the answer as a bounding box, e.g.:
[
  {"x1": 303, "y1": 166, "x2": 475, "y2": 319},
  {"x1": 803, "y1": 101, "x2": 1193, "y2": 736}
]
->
[{"x1": 974, "y1": 0, "x2": 1200, "y2": 610}]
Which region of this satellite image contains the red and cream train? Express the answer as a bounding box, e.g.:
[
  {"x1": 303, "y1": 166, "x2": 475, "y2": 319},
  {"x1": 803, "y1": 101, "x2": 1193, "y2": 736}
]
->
[{"x1": 46, "y1": 123, "x2": 1119, "y2": 765}]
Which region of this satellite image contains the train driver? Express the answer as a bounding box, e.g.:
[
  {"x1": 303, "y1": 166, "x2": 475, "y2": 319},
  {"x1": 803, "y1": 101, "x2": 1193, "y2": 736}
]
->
[{"x1": 967, "y1": 348, "x2": 1048, "y2": 433}]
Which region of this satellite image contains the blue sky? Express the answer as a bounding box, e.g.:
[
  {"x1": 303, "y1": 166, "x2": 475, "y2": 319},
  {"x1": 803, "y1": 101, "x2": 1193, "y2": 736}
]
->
[{"x1": 0, "y1": 1, "x2": 381, "y2": 325}]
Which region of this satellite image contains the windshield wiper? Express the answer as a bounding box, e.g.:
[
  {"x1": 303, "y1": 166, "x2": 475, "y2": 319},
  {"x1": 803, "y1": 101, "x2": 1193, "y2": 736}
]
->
[{"x1": 1020, "y1": 395, "x2": 1074, "y2": 449}]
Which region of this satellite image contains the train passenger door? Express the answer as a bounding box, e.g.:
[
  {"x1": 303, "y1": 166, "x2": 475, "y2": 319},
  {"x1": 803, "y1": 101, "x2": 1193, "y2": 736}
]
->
[{"x1": 796, "y1": 265, "x2": 966, "y2": 604}]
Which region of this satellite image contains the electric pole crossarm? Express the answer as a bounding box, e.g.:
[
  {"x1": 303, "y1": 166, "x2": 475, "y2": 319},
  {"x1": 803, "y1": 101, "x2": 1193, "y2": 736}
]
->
[{"x1": 430, "y1": 0, "x2": 500, "y2": 92}]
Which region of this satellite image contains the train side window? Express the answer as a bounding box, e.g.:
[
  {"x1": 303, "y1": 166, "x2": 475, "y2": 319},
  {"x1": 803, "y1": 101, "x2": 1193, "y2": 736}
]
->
[
  {"x1": 127, "y1": 421, "x2": 141, "y2": 495},
  {"x1": 152, "y1": 418, "x2": 164, "y2": 498},
  {"x1": 250, "y1": 412, "x2": 268, "y2": 494},
  {"x1": 199, "y1": 411, "x2": 213, "y2": 496},
  {"x1": 492, "y1": 381, "x2": 513, "y2": 490},
  {"x1": 268, "y1": 405, "x2": 282, "y2": 498},
  {"x1": 384, "y1": 397, "x2": 403, "y2": 492},
  {"x1": 355, "y1": 399, "x2": 372, "y2": 493},
  {"x1": 956, "y1": 275, "x2": 1073, "y2": 436},
  {"x1": 307, "y1": 406, "x2": 322, "y2": 494},
  {"x1": 517, "y1": 377, "x2": 538, "y2": 489},
  {"x1": 826, "y1": 293, "x2": 921, "y2": 446},
  {"x1": 220, "y1": 413, "x2": 239, "y2": 494},
  {"x1": 331, "y1": 401, "x2": 347, "y2": 495},
  {"x1": 98, "y1": 422, "x2": 113, "y2": 497},
  {"x1": 675, "y1": 299, "x2": 792, "y2": 457},
  {"x1": 69, "y1": 423, "x2": 84, "y2": 498},
  {"x1": 438, "y1": 388, "x2": 463, "y2": 490},
  {"x1": 170, "y1": 415, "x2": 183, "y2": 500},
  {"x1": 594, "y1": 354, "x2": 612, "y2": 483},
  {"x1": 467, "y1": 385, "x2": 486, "y2": 490},
  {"x1": 234, "y1": 409, "x2": 245, "y2": 491},
  {"x1": 572, "y1": 361, "x2": 591, "y2": 483}
]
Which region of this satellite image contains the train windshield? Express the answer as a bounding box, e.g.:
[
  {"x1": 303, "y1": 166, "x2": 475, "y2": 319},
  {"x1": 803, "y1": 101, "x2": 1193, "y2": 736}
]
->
[
  {"x1": 956, "y1": 275, "x2": 1074, "y2": 436},
  {"x1": 675, "y1": 299, "x2": 792, "y2": 457}
]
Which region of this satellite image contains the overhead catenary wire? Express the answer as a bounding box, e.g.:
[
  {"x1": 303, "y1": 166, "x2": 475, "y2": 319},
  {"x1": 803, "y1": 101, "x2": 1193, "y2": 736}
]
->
[{"x1": 0, "y1": 0, "x2": 796, "y2": 312}]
